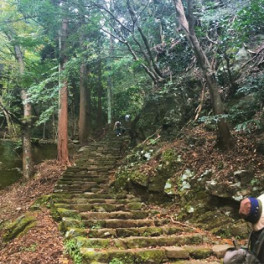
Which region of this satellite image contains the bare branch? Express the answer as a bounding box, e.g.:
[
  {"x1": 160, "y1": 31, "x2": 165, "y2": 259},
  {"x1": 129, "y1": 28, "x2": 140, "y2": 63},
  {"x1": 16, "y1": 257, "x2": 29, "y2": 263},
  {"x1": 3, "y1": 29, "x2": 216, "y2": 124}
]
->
[{"x1": 91, "y1": 1, "x2": 132, "y2": 33}]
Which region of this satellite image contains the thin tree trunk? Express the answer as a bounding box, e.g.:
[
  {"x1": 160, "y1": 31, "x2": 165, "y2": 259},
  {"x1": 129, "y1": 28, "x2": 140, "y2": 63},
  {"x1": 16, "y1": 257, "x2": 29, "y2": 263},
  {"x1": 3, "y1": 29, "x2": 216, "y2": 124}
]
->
[
  {"x1": 107, "y1": 80, "x2": 112, "y2": 125},
  {"x1": 57, "y1": 17, "x2": 69, "y2": 164},
  {"x1": 173, "y1": 0, "x2": 234, "y2": 149},
  {"x1": 14, "y1": 44, "x2": 33, "y2": 179},
  {"x1": 97, "y1": 58, "x2": 103, "y2": 130},
  {"x1": 42, "y1": 122, "x2": 46, "y2": 139},
  {"x1": 5, "y1": 31, "x2": 33, "y2": 178}
]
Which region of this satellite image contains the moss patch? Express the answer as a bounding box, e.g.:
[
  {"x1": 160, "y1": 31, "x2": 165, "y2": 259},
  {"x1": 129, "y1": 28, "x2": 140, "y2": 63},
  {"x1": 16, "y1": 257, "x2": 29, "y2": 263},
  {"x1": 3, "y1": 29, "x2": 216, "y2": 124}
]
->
[
  {"x1": 185, "y1": 246, "x2": 212, "y2": 259},
  {"x1": 126, "y1": 202, "x2": 143, "y2": 210},
  {"x1": 57, "y1": 208, "x2": 80, "y2": 218},
  {"x1": 130, "y1": 171, "x2": 148, "y2": 187},
  {"x1": 135, "y1": 249, "x2": 166, "y2": 263},
  {"x1": 59, "y1": 217, "x2": 84, "y2": 233},
  {"x1": 2, "y1": 213, "x2": 37, "y2": 242},
  {"x1": 30, "y1": 195, "x2": 52, "y2": 211}
]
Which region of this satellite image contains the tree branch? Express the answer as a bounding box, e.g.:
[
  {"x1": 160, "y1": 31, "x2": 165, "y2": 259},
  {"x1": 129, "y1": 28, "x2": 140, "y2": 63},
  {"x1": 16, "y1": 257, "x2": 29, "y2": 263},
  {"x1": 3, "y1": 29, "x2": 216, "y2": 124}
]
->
[
  {"x1": 0, "y1": 101, "x2": 23, "y2": 126},
  {"x1": 126, "y1": 0, "x2": 164, "y2": 79},
  {"x1": 91, "y1": 1, "x2": 132, "y2": 33}
]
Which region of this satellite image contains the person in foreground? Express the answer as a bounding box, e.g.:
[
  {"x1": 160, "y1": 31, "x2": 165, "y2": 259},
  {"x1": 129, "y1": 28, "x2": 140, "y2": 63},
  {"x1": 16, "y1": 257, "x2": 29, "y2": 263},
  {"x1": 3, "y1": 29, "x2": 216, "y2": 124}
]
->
[{"x1": 224, "y1": 194, "x2": 264, "y2": 263}]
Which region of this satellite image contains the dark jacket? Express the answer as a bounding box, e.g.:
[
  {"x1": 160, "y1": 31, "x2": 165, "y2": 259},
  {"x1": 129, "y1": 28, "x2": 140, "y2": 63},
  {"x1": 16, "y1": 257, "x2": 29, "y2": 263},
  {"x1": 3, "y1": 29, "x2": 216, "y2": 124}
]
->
[{"x1": 250, "y1": 228, "x2": 264, "y2": 262}]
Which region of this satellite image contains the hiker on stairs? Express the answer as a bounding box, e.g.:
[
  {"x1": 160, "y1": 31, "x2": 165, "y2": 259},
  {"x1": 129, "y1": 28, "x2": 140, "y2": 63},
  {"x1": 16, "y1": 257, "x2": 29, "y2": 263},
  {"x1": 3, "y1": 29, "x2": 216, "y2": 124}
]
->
[{"x1": 113, "y1": 120, "x2": 122, "y2": 136}]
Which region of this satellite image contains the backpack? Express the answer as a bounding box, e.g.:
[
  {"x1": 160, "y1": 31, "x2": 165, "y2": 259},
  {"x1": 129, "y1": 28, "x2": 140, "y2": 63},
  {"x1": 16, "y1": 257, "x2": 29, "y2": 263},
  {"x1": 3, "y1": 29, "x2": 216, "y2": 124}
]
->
[{"x1": 224, "y1": 229, "x2": 264, "y2": 264}]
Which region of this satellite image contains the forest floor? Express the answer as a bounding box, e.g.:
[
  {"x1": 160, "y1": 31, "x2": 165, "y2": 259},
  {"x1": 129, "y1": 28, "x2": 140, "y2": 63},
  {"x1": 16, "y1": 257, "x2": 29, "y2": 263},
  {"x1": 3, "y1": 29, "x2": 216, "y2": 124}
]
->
[
  {"x1": 0, "y1": 160, "x2": 73, "y2": 264},
  {"x1": 172, "y1": 125, "x2": 264, "y2": 183},
  {"x1": 0, "y1": 125, "x2": 260, "y2": 263}
]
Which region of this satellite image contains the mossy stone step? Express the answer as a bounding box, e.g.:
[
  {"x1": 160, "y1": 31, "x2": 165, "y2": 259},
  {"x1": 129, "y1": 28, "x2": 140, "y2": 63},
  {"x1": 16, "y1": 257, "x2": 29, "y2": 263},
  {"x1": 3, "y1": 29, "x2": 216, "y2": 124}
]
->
[
  {"x1": 52, "y1": 193, "x2": 119, "y2": 199},
  {"x1": 78, "y1": 149, "x2": 120, "y2": 154},
  {"x1": 64, "y1": 202, "x2": 144, "y2": 212},
  {"x1": 77, "y1": 158, "x2": 118, "y2": 164},
  {"x1": 73, "y1": 234, "x2": 205, "y2": 250},
  {"x1": 53, "y1": 189, "x2": 84, "y2": 194},
  {"x1": 55, "y1": 183, "x2": 109, "y2": 190},
  {"x1": 76, "y1": 163, "x2": 116, "y2": 168},
  {"x1": 80, "y1": 211, "x2": 149, "y2": 220},
  {"x1": 58, "y1": 177, "x2": 107, "y2": 183},
  {"x1": 55, "y1": 182, "x2": 98, "y2": 188},
  {"x1": 60, "y1": 217, "x2": 85, "y2": 231},
  {"x1": 80, "y1": 246, "x2": 166, "y2": 263},
  {"x1": 76, "y1": 155, "x2": 121, "y2": 161},
  {"x1": 53, "y1": 188, "x2": 110, "y2": 194},
  {"x1": 65, "y1": 225, "x2": 190, "y2": 239},
  {"x1": 54, "y1": 186, "x2": 102, "y2": 192},
  {"x1": 76, "y1": 167, "x2": 112, "y2": 172},
  {"x1": 86, "y1": 158, "x2": 118, "y2": 163},
  {"x1": 183, "y1": 245, "x2": 213, "y2": 259},
  {"x1": 79, "y1": 245, "x2": 216, "y2": 264},
  {"x1": 83, "y1": 219, "x2": 155, "y2": 228},
  {"x1": 92, "y1": 225, "x2": 189, "y2": 238},
  {"x1": 64, "y1": 170, "x2": 107, "y2": 175},
  {"x1": 65, "y1": 167, "x2": 88, "y2": 172},
  {"x1": 56, "y1": 208, "x2": 79, "y2": 218},
  {"x1": 87, "y1": 165, "x2": 115, "y2": 170},
  {"x1": 54, "y1": 203, "x2": 125, "y2": 212},
  {"x1": 63, "y1": 171, "x2": 107, "y2": 177},
  {"x1": 52, "y1": 197, "x2": 141, "y2": 205},
  {"x1": 56, "y1": 180, "x2": 107, "y2": 187}
]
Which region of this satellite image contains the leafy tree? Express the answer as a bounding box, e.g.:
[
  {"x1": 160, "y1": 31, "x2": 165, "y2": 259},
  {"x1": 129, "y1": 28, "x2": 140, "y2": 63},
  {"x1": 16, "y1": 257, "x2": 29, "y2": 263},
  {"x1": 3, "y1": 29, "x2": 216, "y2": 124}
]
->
[
  {"x1": 173, "y1": 0, "x2": 234, "y2": 149},
  {"x1": 0, "y1": 0, "x2": 44, "y2": 178}
]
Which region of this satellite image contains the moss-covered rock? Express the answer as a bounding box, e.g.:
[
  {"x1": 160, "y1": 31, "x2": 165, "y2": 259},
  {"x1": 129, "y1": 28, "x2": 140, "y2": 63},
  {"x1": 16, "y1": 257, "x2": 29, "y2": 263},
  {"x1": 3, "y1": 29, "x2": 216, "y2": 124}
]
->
[
  {"x1": 130, "y1": 171, "x2": 148, "y2": 187},
  {"x1": 30, "y1": 194, "x2": 52, "y2": 211},
  {"x1": 229, "y1": 220, "x2": 250, "y2": 238},
  {"x1": 164, "y1": 178, "x2": 177, "y2": 196},
  {"x1": 59, "y1": 217, "x2": 84, "y2": 233},
  {"x1": 114, "y1": 170, "x2": 131, "y2": 191},
  {"x1": 2, "y1": 213, "x2": 36, "y2": 242}
]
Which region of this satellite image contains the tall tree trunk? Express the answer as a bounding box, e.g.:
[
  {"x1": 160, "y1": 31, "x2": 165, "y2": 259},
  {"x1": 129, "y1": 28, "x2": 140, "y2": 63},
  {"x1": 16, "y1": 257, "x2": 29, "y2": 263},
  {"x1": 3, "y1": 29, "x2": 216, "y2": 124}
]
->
[
  {"x1": 78, "y1": 4, "x2": 91, "y2": 145},
  {"x1": 13, "y1": 44, "x2": 33, "y2": 179},
  {"x1": 173, "y1": 0, "x2": 234, "y2": 149},
  {"x1": 21, "y1": 89, "x2": 33, "y2": 179},
  {"x1": 107, "y1": 79, "x2": 112, "y2": 125},
  {"x1": 97, "y1": 59, "x2": 103, "y2": 130},
  {"x1": 5, "y1": 31, "x2": 33, "y2": 178},
  {"x1": 57, "y1": 17, "x2": 69, "y2": 164},
  {"x1": 79, "y1": 62, "x2": 91, "y2": 144},
  {"x1": 107, "y1": 10, "x2": 114, "y2": 125}
]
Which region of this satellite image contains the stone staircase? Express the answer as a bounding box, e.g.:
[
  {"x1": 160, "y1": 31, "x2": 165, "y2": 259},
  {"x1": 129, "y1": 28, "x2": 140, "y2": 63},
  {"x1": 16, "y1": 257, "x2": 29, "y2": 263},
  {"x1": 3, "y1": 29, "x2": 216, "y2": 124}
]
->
[{"x1": 52, "y1": 135, "x2": 229, "y2": 264}]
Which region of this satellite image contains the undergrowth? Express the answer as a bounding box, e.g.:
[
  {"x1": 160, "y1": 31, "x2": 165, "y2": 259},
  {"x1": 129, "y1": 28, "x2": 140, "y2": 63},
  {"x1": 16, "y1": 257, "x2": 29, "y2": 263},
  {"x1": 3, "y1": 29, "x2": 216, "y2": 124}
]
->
[{"x1": 64, "y1": 239, "x2": 82, "y2": 264}]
